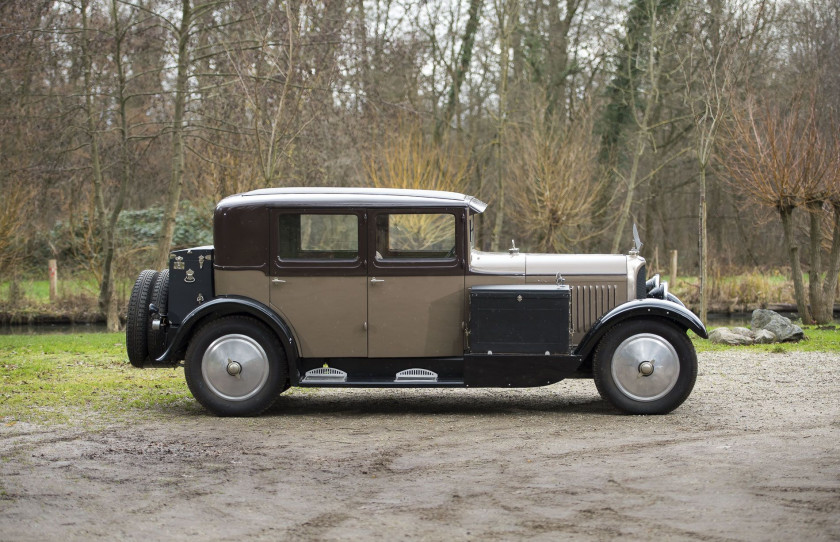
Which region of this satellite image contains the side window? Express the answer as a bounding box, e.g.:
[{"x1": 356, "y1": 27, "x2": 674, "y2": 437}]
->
[
  {"x1": 375, "y1": 213, "x2": 456, "y2": 260},
  {"x1": 278, "y1": 213, "x2": 359, "y2": 261}
]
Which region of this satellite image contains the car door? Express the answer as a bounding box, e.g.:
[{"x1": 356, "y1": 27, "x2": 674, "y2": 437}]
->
[
  {"x1": 269, "y1": 210, "x2": 368, "y2": 358},
  {"x1": 367, "y1": 209, "x2": 466, "y2": 358}
]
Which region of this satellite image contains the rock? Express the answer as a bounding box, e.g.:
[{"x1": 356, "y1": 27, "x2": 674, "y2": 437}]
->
[
  {"x1": 750, "y1": 309, "x2": 804, "y2": 342},
  {"x1": 709, "y1": 327, "x2": 755, "y2": 346},
  {"x1": 753, "y1": 329, "x2": 777, "y2": 344},
  {"x1": 732, "y1": 327, "x2": 754, "y2": 337}
]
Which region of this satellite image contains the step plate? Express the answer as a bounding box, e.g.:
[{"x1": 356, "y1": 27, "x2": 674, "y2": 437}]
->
[
  {"x1": 394, "y1": 368, "x2": 438, "y2": 382},
  {"x1": 302, "y1": 367, "x2": 347, "y2": 383}
]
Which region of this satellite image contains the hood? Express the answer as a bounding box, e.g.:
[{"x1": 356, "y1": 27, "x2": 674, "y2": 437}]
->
[{"x1": 470, "y1": 250, "x2": 630, "y2": 276}]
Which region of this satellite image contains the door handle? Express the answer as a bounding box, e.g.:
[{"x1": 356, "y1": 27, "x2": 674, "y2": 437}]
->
[
  {"x1": 272, "y1": 278, "x2": 287, "y2": 284},
  {"x1": 370, "y1": 278, "x2": 385, "y2": 283}
]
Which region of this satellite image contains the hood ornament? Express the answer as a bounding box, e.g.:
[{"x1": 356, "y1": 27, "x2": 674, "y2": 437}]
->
[
  {"x1": 509, "y1": 239, "x2": 520, "y2": 255},
  {"x1": 630, "y1": 224, "x2": 643, "y2": 256}
]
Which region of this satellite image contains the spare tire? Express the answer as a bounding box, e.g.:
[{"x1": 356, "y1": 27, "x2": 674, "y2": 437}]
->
[
  {"x1": 147, "y1": 269, "x2": 170, "y2": 360},
  {"x1": 126, "y1": 269, "x2": 159, "y2": 368}
]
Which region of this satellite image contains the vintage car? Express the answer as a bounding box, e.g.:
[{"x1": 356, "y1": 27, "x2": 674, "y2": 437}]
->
[{"x1": 126, "y1": 187, "x2": 706, "y2": 416}]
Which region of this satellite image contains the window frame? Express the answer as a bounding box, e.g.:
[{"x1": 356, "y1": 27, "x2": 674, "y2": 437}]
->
[
  {"x1": 368, "y1": 208, "x2": 466, "y2": 276},
  {"x1": 269, "y1": 209, "x2": 367, "y2": 276}
]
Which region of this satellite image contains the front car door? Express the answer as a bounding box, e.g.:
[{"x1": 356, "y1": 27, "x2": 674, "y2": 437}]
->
[
  {"x1": 367, "y1": 209, "x2": 466, "y2": 358},
  {"x1": 269, "y1": 209, "x2": 368, "y2": 358}
]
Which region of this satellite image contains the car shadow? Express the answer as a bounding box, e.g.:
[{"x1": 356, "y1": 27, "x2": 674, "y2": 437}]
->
[{"x1": 260, "y1": 390, "x2": 615, "y2": 418}]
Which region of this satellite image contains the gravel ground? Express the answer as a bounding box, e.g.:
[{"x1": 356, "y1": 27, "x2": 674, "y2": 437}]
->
[{"x1": 1, "y1": 350, "x2": 839, "y2": 541}]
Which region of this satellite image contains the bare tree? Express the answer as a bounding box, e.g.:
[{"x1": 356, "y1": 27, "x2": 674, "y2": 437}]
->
[
  {"x1": 509, "y1": 105, "x2": 604, "y2": 252},
  {"x1": 680, "y1": 0, "x2": 769, "y2": 322},
  {"x1": 364, "y1": 119, "x2": 472, "y2": 193},
  {"x1": 723, "y1": 93, "x2": 840, "y2": 324},
  {"x1": 609, "y1": 0, "x2": 689, "y2": 254}
]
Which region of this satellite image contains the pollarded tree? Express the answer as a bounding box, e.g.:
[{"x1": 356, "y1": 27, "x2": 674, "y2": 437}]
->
[
  {"x1": 508, "y1": 104, "x2": 605, "y2": 253},
  {"x1": 723, "y1": 93, "x2": 840, "y2": 324}
]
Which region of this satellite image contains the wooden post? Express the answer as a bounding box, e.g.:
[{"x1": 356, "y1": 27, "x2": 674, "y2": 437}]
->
[
  {"x1": 48, "y1": 259, "x2": 58, "y2": 303},
  {"x1": 653, "y1": 246, "x2": 659, "y2": 275},
  {"x1": 669, "y1": 250, "x2": 678, "y2": 288}
]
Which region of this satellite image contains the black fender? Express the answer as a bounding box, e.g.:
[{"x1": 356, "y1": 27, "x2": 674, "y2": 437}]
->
[
  {"x1": 155, "y1": 296, "x2": 300, "y2": 383},
  {"x1": 574, "y1": 298, "x2": 707, "y2": 360}
]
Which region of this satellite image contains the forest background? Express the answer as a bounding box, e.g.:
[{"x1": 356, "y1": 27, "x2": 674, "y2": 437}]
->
[{"x1": 1, "y1": 0, "x2": 839, "y2": 330}]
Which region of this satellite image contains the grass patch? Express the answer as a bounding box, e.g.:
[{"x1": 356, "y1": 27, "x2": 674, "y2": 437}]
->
[
  {"x1": 668, "y1": 268, "x2": 796, "y2": 312},
  {"x1": 0, "y1": 332, "x2": 199, "y2": 425},
  {"x1": 693, "y1": 326, "x2": 840, "y2": 354}
]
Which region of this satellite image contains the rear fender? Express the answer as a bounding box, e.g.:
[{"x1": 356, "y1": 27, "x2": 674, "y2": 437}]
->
[
  {"x1": 574, "y1": 298, "x2": 707, "y2": 360},
  {"x1": 156, "y1": 296, "x2": 300, "y2": 383}
]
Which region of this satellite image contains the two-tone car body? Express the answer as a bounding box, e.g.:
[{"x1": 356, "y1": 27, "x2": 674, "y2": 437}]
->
[{"x1": 126, "y1": 188, "x2": 706, "y2": 416}]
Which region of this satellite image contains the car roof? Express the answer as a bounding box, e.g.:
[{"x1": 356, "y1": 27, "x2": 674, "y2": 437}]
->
[{"x1": 218, "y1": 187, "x2": 488, "y2": 214}]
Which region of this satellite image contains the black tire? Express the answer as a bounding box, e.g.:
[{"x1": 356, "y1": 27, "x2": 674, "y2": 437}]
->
[
  {"x1": 593, "y1": 319, "x2": 697, "y2": 415},
  {"x1": 147, "y1": 269, "x2": 169, "y2": 360},
  {"x1": 126, "y1": 269, "x2": 159, "y2": 368},
  {"x1": 184, "y1": 316, "x2": 287, "y2": 416}
]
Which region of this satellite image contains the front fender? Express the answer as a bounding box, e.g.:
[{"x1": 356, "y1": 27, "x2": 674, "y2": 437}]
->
[
  {"x1": 155, "y1": 296, "x2": 299, "y2": 378},
  {"x1": 574, "y1": 298, "x2": 707, "y2": 360}
]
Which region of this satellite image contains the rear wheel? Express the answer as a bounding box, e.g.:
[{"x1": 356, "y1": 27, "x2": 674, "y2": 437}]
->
[
  {"x1": 126, "y1": 269, "x2": 159, "y2": 367},
  {"x1": 593, "y1": 319, "x2": 697, "y2": 415},
  {"x1": 184, "y1": 316, "x2": 287, "y2": 416}
]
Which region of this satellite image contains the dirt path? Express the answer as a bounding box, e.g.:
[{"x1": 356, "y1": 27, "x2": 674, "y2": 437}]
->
[{"x1": 2, "y1": 350, "x2": 839, "y2": 541}]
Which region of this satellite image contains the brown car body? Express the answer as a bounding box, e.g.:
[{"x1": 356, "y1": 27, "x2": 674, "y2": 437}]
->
[{"x1": 126, "y1": 188, "x2": 706, "y2": 416}]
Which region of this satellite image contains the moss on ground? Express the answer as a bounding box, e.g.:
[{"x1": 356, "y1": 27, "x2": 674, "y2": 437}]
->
[{"x1": 0, "y1": 332, "x2": 198, "y2": 425}]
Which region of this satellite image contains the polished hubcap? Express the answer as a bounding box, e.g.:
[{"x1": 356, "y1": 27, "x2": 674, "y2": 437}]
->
[
  {"x1": 611, "y1": 333, "x2": 679, "y2": 402},
  {"x1": 202, "y1": 334, "x2": 269, "y2": 401}
]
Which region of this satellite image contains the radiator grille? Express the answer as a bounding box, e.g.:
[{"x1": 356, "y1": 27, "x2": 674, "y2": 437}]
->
[{"x1": 571, "y1": 284, "x2": 618, "y2": 334}]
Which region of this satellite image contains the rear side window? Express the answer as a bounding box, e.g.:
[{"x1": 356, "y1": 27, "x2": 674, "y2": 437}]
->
[
  {"x1": 278, "y1": 213, "x2": 359, "y2": 260},
  {"x1": 375, "y1": 213, "x2": 456, "y2": 260}
]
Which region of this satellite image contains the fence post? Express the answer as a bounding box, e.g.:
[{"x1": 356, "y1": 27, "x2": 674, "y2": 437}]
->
[
  {"x1": 48, "y1": 259, "x2": 58, "y2": 303},
  {"x1": 669, "y1": 250, "x2": 678, "y2": 288}
]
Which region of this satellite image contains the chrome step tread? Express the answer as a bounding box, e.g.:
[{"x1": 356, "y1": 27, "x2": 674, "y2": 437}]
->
[
  {"x1": 302, "y1": 367, "x2": 348, "y2": 383},
  {"x1": 395, "y1": 368, "x2": 438, "y2": 382}
]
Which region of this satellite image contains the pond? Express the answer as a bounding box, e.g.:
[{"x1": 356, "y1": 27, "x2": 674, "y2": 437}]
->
[{"x1": 0, "y1": 323, "x2": 109, "y2": 336}]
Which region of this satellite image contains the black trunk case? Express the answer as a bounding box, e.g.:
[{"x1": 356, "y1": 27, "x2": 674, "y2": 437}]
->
[
  {"x1": 167, "y1": 246, "x2": 214, "y2": 325},
  {"x1": 469, "y1": 285, "x2": 571, "y2": 355}
]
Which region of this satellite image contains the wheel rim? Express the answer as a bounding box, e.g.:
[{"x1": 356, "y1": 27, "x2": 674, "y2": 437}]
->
[
  {"x1": 201, "y1": 334, "x2": 270, "y2": 402},
  {"x1": 611, "y1": 333, "x2": 680, "y2": 402}
]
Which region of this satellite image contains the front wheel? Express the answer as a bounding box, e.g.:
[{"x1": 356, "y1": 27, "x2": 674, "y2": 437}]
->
[
  {"x1": 593, "y1": 319, "x2": 697, "y2": 415},
  {"x1": 185, "y1": 316, "x2": 287, "y2": 416}
]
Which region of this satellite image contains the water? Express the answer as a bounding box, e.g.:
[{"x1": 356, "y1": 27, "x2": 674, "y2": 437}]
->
[
  {"x1": 0, "y1": 312, "x2": 811, "y2": 336},
  {"x1": 0, "y1": 322, "x2": 109, "y2": 335},
  {"x1": 706, "y1": 311, "x2": 806, "y2": 328}
]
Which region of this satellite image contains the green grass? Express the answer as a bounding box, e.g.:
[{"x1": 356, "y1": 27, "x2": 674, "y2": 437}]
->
[
  {"x1": 693, "y1": 326, "x2": 840, "y2": 354},
  {"x1": 0, "y1": 277, "x2": 103, "y2": 304},
  {"x1": 0, "y1": 332, "x2": 199, "y2": 425}
]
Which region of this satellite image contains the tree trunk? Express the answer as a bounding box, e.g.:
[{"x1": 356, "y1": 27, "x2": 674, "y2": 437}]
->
[
  {"x1": 610, "y1": 128, "x2": 646, "y2": 253},
  {"x1": 814, "y1": 202, "x2": 840, "y2": 323},
  {"x1": 699, "y1": 166, "x2": 708, "y2": 324},
  {"x1": 779, "y1": 206, "x2": 812, "y2": 323},
  {"x1": 100, "y1": 0, "x2": 132, "y2": 331},
  {"x1": 434, "y1": 0, "x2": 482, "y2": 142},
  {"x1": 490, "y1": 0, "x2": 515, "y2": 252},
  {"x1": 806, "y1": 201, "x2": 827, "y2": 323},
  {"x1": 155, "y1": 0, "x2": 191, "y2": 270},
  {"x1": 80, "y1": 0, "x2": 108, "y2": 315}
]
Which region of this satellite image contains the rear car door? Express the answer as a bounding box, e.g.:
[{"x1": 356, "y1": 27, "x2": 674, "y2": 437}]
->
[{"x1": 269, "y1": 210, "x2": 368, "y2": 358}]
